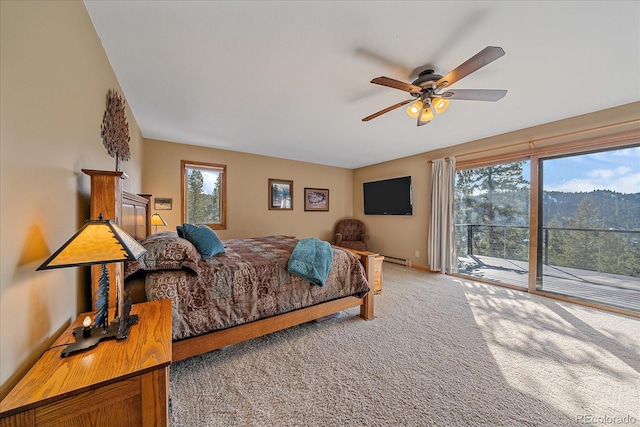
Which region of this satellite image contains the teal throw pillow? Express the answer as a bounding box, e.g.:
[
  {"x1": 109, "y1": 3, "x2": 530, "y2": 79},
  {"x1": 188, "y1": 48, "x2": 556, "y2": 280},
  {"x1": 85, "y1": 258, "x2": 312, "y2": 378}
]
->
[
  {"x1": 182, "y1": 223, "x2": 224, "y2": 258},
  {"x1": 176, "y1": 225, "x2": 184, "y2": 238}
]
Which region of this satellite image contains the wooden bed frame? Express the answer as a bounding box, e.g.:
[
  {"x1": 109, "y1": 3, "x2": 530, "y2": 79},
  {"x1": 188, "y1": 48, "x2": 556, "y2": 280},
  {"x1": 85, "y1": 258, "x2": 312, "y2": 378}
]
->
[{"x1": 84, "y1": 169, "x2": 375, "y2": 362}]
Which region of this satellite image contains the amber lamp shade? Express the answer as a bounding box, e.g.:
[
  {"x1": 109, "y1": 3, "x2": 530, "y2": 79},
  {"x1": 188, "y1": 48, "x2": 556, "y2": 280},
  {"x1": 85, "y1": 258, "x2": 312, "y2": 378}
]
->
[{"x1": 36, "y1": 215, "x2": 146, "y2": 357}]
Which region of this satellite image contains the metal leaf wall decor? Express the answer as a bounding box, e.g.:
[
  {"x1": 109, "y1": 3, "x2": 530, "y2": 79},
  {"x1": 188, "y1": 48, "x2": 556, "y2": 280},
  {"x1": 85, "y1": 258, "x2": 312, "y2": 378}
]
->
[{"x1": 101, "y1": 89, "x2": 130, "y2": 171}]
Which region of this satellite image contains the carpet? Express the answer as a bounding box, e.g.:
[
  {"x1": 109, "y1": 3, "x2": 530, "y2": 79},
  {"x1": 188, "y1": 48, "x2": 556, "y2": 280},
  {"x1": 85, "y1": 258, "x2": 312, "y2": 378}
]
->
[{"x1": 169, "y1": 263, "x2": 639, "y2": 426}]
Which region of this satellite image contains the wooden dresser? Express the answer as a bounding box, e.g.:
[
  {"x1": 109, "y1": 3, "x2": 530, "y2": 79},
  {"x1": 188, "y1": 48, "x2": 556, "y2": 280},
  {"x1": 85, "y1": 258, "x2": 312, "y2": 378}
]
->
[{"x1": 0, "y1": 299, "x2": 172, "y2": 427}]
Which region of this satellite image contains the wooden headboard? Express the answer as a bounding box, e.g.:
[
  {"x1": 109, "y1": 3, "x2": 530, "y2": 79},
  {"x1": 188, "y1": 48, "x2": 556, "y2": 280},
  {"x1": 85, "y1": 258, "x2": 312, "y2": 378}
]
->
[
  {"x1": 122, "y1": 191, "x2": 152, "y2": 240},
  {"x1": 82, "y1": 169, "x2": 151, "y2": 312}
]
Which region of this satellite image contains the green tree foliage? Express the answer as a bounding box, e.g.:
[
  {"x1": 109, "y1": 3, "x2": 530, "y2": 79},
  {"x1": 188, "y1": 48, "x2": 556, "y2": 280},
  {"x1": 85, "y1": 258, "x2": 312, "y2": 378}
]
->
[
  {"x1": 210, "y1": 174, "x2": 221, "y2": 223},
  {"x1": 456, "y1": 162, "x2": 529, "y2": 224},
  {"x1": 549, "y1": 198, "x2": 640, "y2": 277},
  {"x1": 455, "y1": 162, "x2": 530, "y2": 260},
  {"x1": 544, "y1": 190, "x2": 640, "y2": 229},
  {"x1": 186, "y1": 169, "x2": 220, "y2": 224},
  {"x1": 558, "y1": 199, "x2": 603, "y2": 270},
  {"x1": 456, "y1": 161, "x2": 640, "y2": 279}
]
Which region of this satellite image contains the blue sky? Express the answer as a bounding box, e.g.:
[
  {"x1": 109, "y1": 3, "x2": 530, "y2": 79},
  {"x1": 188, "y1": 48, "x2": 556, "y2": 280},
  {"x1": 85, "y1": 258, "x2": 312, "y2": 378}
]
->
[
  {"x1": 201, "y1": 170, "x2": 220, "y2": 195},
  {"x1": 518, "y1": 146, "x2": 639, "y2": 194},
  {"x1": 542, "y1": 146, "x2": 640, "y2": 194}
]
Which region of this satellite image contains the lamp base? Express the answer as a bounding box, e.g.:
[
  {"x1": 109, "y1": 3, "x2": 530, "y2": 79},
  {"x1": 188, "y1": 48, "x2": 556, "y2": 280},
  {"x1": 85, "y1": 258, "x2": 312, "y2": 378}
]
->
[{"x1": 60, "y1": 313, "x2": 139, "y2": 358}]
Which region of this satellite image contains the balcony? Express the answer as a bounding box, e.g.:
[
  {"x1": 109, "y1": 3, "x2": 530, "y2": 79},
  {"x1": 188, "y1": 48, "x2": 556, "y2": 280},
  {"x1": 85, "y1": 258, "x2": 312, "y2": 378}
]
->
[{"x1": 456, "y1": 224, "x2": 640, "y2": 313}]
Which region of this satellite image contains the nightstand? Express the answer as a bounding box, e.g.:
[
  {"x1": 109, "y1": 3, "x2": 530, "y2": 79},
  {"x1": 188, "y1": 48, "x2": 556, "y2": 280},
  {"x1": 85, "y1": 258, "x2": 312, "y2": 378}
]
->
[{"x1": 0, "y1": 299, "x2": 172, "y2": 427}]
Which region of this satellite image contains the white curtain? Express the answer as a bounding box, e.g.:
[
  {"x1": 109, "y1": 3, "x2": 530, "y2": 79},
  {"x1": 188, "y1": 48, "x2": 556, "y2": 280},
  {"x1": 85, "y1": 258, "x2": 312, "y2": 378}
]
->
[{"x1": 428, "y1": 157, "x2": 457, "y2": 273}]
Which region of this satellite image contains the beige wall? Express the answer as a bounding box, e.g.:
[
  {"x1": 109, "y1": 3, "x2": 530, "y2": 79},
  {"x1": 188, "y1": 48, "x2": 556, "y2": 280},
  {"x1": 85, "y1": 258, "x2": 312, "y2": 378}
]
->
[
  {"x1": 353, "y1": 102, "x2": 640, "y2": 270},
  {"x1": 352, "y1": 156, "x2": 430, "y2": 265},
  {"x1": 0, "y1": 1, "x2": 144, "y2": 397},
  {"x1": 1, "y1": 0, "x2": 637, "y2": 405},
  {"x1": 142, "y1": 139, "x2": 354, "y2": 242}
]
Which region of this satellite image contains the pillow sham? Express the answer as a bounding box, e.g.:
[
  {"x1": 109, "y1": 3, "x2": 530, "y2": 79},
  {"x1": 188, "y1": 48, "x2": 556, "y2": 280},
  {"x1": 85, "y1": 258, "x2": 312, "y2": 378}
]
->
[
  {"x1": 124, "y1": 231, "x2": 202, "y2": 278},
  {"x1": 181, "y1": 223, "x2": 225, "y2": 258}
]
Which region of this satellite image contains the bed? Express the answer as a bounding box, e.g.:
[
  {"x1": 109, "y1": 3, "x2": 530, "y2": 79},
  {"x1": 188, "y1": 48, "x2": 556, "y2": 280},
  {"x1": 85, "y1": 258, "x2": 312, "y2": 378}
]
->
[
  {"x1": 84, "y1": 169, "x2": 375, "y2": 362},
  {"x1": 124, "y1": 231, "x2": 374, "y2": 361}
]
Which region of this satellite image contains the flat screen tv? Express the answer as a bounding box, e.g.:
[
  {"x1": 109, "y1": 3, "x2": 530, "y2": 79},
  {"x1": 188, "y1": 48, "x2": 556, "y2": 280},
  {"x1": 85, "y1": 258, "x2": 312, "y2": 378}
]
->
[{"x1": 363, "y1": 176, "x2": 412, "y2": 215}]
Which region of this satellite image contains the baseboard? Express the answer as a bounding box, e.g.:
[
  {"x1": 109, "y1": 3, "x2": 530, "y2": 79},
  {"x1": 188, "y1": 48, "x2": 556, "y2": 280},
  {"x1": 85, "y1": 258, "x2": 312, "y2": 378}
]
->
[
  {"x1": 382, "y1": 255, "x2": 411, "y2": 267},
  {"x1": 411, "y1": 264, "x2": 436, "y2": 272}
]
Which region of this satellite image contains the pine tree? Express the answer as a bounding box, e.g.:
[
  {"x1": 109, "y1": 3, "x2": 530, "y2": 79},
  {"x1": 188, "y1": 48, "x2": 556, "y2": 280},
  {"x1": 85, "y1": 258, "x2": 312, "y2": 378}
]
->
[
  {"x1": 560, "y1": 198, "x2": 603, "y2": 271},
  {"x1": 187, "y1": 169, "x2": 206, "y2": 222},
  {"x1": 455, "y1": 162, "x2": 529, "y2": 258},
  {"x1": 210, "y1": 174, "x2": 221, "y2": 223},
  {"x1": 186, "y1": 169, "x2": 223, "y2": 224}
]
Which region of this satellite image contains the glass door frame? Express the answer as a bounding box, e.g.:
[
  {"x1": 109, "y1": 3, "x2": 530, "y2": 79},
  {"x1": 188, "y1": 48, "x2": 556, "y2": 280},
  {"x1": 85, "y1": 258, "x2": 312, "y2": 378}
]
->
[{"x1": 453, "y1": 129, "x2": 639, "y2": 316}]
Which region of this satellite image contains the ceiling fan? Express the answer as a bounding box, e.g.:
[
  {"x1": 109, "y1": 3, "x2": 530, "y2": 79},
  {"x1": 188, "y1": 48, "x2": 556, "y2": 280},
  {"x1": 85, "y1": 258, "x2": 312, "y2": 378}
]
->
[{"x1": 362, "y1": 46, "x2": 507, "y2": 126}]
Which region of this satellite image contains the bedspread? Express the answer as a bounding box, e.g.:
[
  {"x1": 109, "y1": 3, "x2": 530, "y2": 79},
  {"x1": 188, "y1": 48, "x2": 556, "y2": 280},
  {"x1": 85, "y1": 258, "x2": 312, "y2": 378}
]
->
[{"x1": 145, "y1": 235, "x2": 370, "y2": 341}]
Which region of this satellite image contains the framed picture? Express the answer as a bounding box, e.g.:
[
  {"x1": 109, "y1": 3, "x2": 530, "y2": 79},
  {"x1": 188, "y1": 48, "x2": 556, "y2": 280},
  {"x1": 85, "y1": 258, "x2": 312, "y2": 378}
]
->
[
  {"x1": 268, "y1": 179, "x2": 293, "y2": 210},
  {"x1": 154, "y1": 198, "x2": 173, "y2": 210},
  {"x1": 304, "y1": 188, "x2": 329, "y2": 212}
]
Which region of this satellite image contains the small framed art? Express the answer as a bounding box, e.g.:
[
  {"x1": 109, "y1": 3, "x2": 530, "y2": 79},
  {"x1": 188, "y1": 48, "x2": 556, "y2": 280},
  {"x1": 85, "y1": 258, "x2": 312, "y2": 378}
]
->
[
  {"x1": 154, "y1": 198, "x2": 173, "y2": 210},
  {"x1": 304, "y1": 188, "x2": 329, "y2": 211},
  {"x1": 268, "y1": 179, "x2": 293, "y2": 210}
]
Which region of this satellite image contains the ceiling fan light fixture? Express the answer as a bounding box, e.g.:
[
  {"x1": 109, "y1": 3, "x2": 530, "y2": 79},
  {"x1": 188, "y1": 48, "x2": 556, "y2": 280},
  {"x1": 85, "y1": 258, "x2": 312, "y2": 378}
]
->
[
  {"x1": 419, "y1": 106, "x2": 434, "y2": 122},
  {"x1": 362, "y1": 46, "x2": 507, "y2": 126},
  {"x1": 432, "y1": 97, "x2": 450, "y2": 114},
  {"x1": 406, "y1": 100, "x2": 423, "y2": 118}
]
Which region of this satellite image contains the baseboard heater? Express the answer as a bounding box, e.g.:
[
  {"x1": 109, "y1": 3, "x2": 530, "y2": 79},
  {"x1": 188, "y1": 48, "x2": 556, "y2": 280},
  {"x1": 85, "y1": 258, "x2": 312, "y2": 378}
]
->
[{"x1": 382, "y1": 255, "x2": 411, "y2": 268}]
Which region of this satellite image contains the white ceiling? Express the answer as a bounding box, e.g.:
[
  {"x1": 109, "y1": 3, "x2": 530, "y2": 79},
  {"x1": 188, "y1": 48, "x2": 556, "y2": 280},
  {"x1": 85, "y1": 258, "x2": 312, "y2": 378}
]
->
[{"x1": 84, "y1": 1, "x2": 640, "y2": 169}]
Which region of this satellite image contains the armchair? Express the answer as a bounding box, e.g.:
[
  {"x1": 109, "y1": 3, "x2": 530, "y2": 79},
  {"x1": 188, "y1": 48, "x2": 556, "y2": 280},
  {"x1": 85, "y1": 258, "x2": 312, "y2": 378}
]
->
[{"x1": 334, "y1": 219, "x2": 370, "y2": 251}]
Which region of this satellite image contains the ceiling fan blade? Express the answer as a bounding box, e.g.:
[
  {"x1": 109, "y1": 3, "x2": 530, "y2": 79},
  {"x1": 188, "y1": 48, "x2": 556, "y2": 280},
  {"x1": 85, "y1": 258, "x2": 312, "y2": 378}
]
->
[
  {"x1": 371, "y1": 77, "x2": 422, "y2": 93},
  {"x1": 440, "y1": 89, "x2": 507, "y2": 101},
  {"x1": 362, "y1": 99, "x2": 413, "y2": 122},
  {"x1": 355, "y1": 48, "x2": 413, "y2": 79},
  {"x1": 417, "y1": 117, "x2": 431, "y2": 127},
  {"x1": 435, "y1": 46, "x2": 505, "y2": 89}
]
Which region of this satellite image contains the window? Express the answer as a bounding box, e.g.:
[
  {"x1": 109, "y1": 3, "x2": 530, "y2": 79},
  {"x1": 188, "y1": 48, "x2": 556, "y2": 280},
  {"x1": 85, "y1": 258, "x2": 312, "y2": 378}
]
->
[
  {"x1": 181, "y1": 161, "x2": 226, "y2": 230},
  {"x1": 538, "y1": 147, "x2": 640, "y2": 311},
  {"x1": 455, "y1": 160, "x2": 531, "y2": 288},
  {"x1": 453, "y1": 136, "x2": 640, "y2": 314}
]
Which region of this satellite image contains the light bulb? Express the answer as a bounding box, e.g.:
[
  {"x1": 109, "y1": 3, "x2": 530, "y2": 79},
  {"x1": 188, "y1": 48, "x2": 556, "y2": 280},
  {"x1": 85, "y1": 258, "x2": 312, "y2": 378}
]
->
[
  {"x1": 406, "y1": 101, "x2": 423, "y2": 118},
  {"x1": 419, "y1": 106, "x2": 434, "y2": 122},
  {"x1": 83, "y1": 316, "x2": 91, "y2": 328},
  {"x1": 432, "y1": 97, "x2": 450, "y2": 114}
]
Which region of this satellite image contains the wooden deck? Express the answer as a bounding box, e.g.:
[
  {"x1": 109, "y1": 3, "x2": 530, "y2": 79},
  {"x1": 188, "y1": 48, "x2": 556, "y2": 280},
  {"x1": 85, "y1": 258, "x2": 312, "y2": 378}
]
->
[{"x1": 457, "y1": 255, "x2": 640, "y2": 313}]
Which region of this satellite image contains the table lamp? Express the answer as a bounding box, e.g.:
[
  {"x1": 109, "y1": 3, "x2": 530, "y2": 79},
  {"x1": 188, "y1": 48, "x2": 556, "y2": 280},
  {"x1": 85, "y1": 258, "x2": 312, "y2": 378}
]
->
[
  {"x1": 150, "y1": 212, "x2": 167, "y2": 233},
  {"x1": 37, "y1": 214, "x2": 147, "y2": 357}
]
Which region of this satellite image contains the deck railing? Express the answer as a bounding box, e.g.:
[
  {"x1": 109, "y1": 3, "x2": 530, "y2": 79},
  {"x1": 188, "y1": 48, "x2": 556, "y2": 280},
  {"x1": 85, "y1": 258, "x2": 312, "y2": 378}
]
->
[{"x1": 455, "y1": 224, "x2": 640, "y2": 278}]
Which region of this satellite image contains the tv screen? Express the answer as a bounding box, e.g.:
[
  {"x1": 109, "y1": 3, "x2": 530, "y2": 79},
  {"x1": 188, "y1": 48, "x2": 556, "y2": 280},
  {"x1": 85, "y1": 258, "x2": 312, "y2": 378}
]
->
[{"x1": 363, "y1": 176, "x2": 413, "y2": 215}]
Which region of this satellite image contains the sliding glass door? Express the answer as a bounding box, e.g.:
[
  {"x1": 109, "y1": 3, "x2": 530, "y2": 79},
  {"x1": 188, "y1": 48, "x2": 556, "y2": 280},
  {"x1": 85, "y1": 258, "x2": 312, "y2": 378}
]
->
[
  {"x1": 453, "y1": 143, "x2": 639, "y2": 313},
  {"x1": 539, "y1": 147, "x2": 640, "y2": 311},
  {"x1": 455, "y1": 161, "x2": 531, "y2": 288}
]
